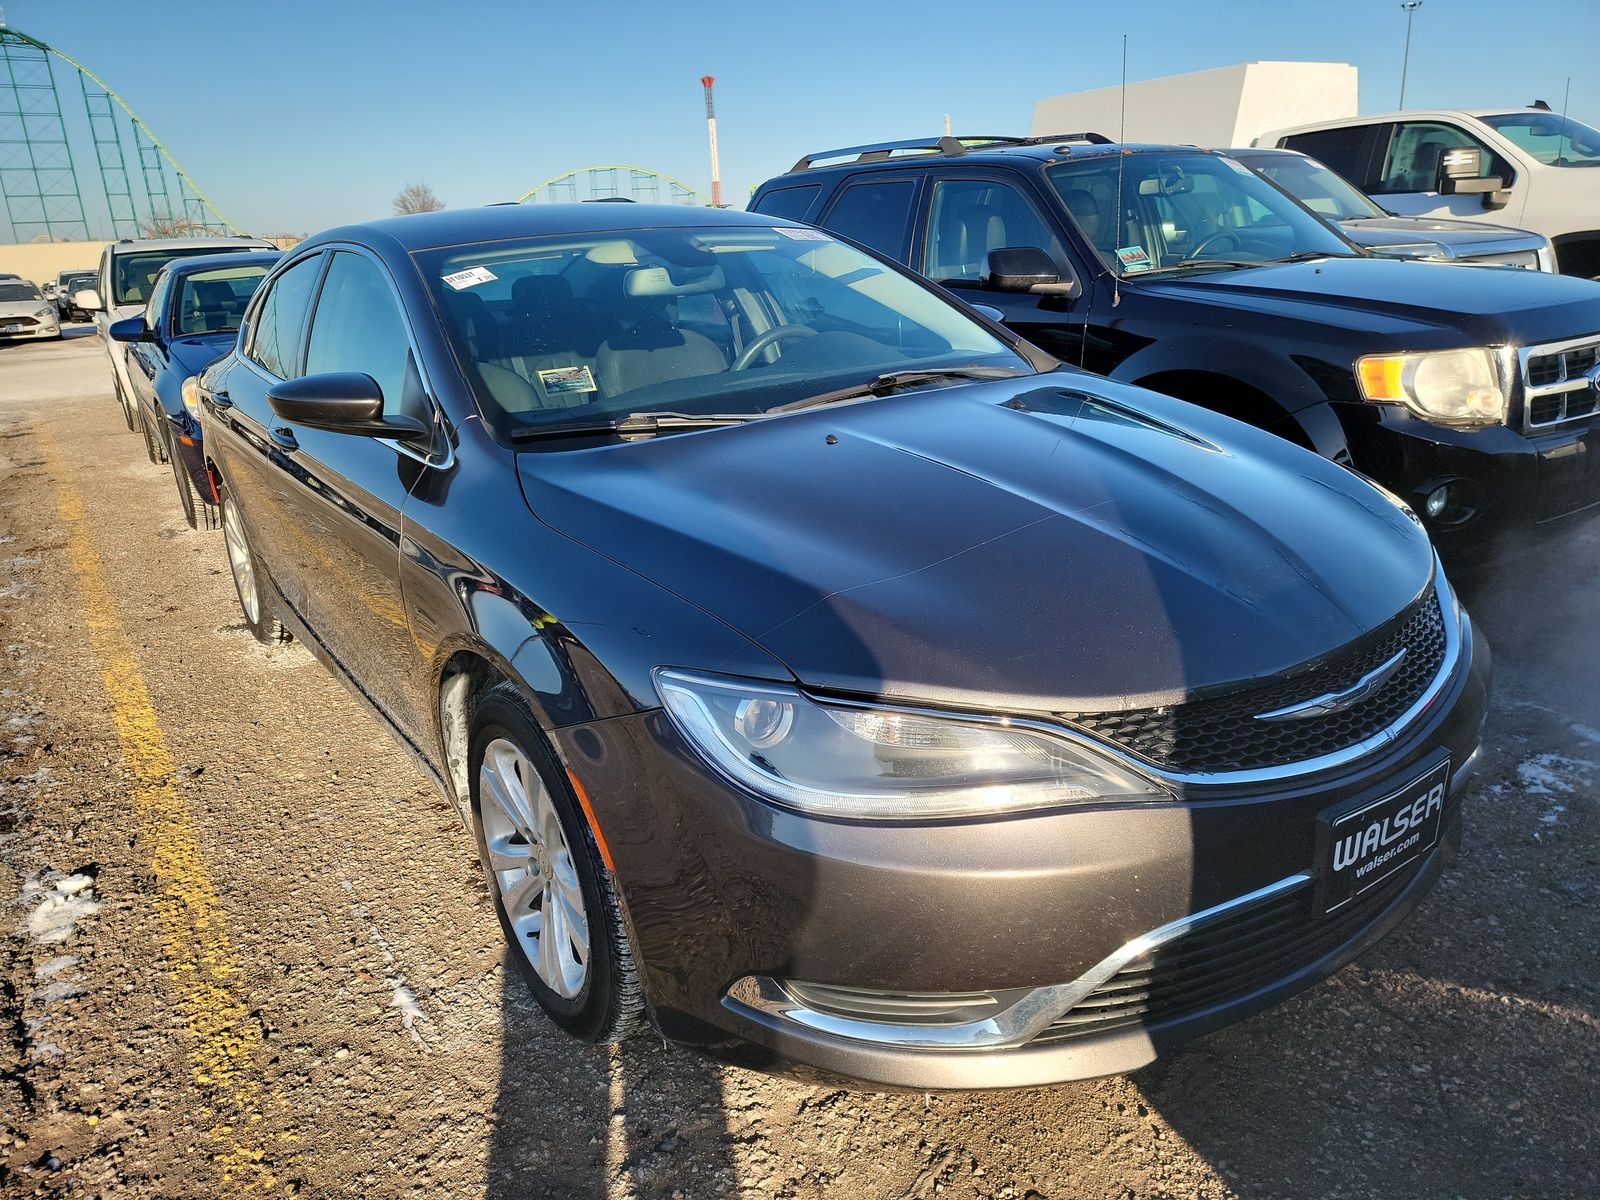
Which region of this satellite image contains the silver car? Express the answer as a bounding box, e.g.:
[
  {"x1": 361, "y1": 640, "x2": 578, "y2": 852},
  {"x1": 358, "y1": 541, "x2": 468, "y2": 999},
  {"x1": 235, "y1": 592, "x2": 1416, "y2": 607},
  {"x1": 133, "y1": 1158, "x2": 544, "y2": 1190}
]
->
[
  {"x1": 0, "y1": 279, "x2": 61, "y2": 342},
  {"x1": 75, "y1": 236, "x2": 276, "y2": 431}
]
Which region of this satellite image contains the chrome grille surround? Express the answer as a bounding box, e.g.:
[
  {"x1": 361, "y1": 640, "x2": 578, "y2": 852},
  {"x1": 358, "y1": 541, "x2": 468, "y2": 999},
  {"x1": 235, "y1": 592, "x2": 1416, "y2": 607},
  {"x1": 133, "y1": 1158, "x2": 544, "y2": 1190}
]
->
[{"x1": 1519, "y1": 333, "x2": 1600, "y2": 431}]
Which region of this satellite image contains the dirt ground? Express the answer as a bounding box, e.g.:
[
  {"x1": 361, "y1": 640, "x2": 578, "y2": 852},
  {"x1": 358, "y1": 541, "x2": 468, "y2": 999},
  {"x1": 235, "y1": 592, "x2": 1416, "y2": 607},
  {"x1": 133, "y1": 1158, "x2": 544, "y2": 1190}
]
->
[{"x1": 1, "y1": 331, "x2": 1596, "y2": 1200}]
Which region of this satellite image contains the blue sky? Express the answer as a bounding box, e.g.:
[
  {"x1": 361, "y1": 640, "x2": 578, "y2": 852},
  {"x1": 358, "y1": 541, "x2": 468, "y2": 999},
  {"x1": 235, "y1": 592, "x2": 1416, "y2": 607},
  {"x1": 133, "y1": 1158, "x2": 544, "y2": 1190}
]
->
[{"x1": 10, "y1": 0, "x2": 1599, "y2": 236}]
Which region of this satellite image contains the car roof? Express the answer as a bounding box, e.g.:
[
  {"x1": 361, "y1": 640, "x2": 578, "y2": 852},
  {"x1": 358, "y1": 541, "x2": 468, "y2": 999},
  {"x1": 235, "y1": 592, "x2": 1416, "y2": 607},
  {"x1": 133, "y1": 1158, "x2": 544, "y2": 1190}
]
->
[
  {"x1": 157, "y1": 250, "x2": 284, "y2": 277},
  {"x1": 763, "y1": 138, "x2": 1219, "y2": 185},
  {"x1": 110, "y1": 236, "x2": 276, "y2": 255},
  {"x1": 1259, "y1": 108, "x2": 1557, "y2": 140},
  {"x1": 304, "y1": 204, "x2": 793, "y2": 254}
]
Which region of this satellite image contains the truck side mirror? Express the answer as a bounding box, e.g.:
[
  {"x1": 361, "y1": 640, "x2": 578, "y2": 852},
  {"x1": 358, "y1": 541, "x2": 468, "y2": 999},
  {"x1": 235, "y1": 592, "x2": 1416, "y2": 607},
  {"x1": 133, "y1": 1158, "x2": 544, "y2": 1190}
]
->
[
  {"x1": 981, "y1": 246, "x2": 1082, "y2": 299},
  {"x1": 1436, "y1": 146, "x2": 1504, "y2": 195}
]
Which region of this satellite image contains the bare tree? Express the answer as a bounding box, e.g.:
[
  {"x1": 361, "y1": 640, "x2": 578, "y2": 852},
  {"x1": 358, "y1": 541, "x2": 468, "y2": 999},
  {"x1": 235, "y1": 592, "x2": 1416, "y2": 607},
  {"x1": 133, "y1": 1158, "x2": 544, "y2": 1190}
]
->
[{"x1": 393, "y1": 182, "x2": 445, "y2": 216}]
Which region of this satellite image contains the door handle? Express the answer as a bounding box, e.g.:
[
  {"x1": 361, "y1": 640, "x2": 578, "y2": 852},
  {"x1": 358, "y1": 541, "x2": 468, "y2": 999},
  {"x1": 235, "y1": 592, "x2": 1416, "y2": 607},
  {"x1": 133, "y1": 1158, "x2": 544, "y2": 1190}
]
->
[{"x1": 268, "y1": 426, "x2": 298, "y2": 451}]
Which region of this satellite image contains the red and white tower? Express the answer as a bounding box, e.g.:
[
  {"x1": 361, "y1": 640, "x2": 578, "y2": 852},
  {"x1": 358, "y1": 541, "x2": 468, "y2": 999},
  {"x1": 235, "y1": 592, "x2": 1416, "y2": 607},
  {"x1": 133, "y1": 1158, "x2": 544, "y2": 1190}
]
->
[{"x1": 700, "y1": 74, "x2": 722, "y2": 208}]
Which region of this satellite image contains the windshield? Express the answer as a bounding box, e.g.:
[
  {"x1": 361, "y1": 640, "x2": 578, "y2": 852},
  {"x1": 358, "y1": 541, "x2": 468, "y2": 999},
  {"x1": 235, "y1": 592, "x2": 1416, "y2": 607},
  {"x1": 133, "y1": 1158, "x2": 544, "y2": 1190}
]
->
[
  {"x1": 416, "y1": 226, "x2": 1028, "y2": 434},
  {"x1": 171, "y1": 264, "x2": 272, "y2": 335},
  {"x1": 1480, "y1": 112, "x2": 1600, "y2": 168},
  {"x1": 0, "y1": 282, "x2": 42, "y2": 302},
  {"x1": 1234, "y1": 153, "x2": 1386, "y2": 221},
  {"x1": 113, "y1": 246, "x2": 266, "y2": 307},
  {"x1": 1046, "y1": 152, "x2": 1356, "y2": 275}
]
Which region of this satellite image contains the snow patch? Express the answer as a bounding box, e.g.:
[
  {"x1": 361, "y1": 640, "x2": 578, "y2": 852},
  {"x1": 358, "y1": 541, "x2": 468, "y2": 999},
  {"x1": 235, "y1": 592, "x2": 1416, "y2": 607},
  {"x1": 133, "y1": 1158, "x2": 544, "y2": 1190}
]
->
[
  {"x1": 23, "y1": 872, "x2": 100, "y2": 945},
  {"x1": 1515, "y1": 754, "x2": 1594, "y2": 832},
  {"x1": 1570, "y1": 723, "x2": 1600, "y2": 746}
]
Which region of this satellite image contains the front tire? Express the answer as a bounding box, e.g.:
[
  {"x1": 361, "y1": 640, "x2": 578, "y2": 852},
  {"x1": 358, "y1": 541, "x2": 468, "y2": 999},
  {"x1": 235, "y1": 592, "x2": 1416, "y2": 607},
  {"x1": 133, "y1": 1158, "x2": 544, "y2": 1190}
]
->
[
  {"x1": 468, "y1": 683, "x2": 643, "y2": 1043},
  {"x1": 219, "y1": 484, "x2": 289, "y2": 644},
  {"x1": 139, "y1": 408, "x2": 167, "y2": 465}
]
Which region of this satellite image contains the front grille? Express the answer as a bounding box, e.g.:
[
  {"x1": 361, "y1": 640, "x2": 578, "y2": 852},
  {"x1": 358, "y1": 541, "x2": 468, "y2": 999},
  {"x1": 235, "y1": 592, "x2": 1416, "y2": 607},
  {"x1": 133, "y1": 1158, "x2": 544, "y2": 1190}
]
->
[
  {"x1": 1059, "y1": 593, "x2": 1447, "y2": 776},
  {"x1": 1033, "y1": 867, "x2": 1414, "y2": 1044},
  {"x1": 1, "y1": 315, "x2": 39, "y2": 329},
  {"x1": 1522, "y1": 337, "x2": 1600, "y2": 429}
]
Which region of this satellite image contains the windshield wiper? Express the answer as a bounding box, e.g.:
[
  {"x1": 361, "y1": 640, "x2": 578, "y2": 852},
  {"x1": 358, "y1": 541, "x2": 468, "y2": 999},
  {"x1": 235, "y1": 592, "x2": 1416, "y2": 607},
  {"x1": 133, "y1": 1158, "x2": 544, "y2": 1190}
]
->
[
  {"x1": 769, "y1": 366, "x2": 1029, "y2": 415},
  {"x1": 510, "y1": 411, "x2": 754, "y2": 443}
]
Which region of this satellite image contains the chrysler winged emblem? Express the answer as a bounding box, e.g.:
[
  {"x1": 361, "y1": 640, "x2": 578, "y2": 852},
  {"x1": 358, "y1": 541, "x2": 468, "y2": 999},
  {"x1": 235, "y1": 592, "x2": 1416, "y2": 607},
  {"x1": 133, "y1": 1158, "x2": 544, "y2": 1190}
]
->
[{"x1": 1254, "y1": 649, "x2": 1408, "y2": 722}]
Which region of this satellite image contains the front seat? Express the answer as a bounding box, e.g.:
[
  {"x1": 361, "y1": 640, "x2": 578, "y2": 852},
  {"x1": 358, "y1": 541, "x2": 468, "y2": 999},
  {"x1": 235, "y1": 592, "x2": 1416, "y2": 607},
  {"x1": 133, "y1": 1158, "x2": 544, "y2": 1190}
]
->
[
  {"x1": 183, "y1": 280, "x2": 235, "y2": 333},
  {"x1": 1062, "y1": 189, "x2": 1104, "y2": 245},
  {"x1": 594, "y1": 268, "x2": 727, "y2": 397},
  {"x1": 949, "y1": 204, "x2": 1007, "y2": 277}
]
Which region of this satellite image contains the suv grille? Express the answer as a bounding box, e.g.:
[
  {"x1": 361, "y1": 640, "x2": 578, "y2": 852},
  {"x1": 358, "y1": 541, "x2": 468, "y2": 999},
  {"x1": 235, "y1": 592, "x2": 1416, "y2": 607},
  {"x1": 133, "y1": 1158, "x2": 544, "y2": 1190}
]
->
[
  {"x1": 1522, "y1": 337, "x2": 1600, "y2": 429},
  {"x1": 1059, "y1": 592, "x2": 1447, "y2": 776},
  {"x1": 1032, "y1": 867, "x2": 1414, "y2": 1044}
]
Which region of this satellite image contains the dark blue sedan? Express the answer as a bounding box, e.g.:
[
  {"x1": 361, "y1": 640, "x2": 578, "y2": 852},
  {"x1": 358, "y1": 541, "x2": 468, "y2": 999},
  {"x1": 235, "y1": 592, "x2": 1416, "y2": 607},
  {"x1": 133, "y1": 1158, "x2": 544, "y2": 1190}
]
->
[{"x1": 112, "y1": 251, "x2": 281, "y2": 527}]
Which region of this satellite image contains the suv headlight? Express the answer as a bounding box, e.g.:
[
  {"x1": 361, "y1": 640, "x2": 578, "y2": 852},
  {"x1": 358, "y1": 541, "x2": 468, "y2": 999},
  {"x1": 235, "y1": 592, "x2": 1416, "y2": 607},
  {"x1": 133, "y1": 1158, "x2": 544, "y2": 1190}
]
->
[
  {"x1": 1356, "y1": 348, "x2": 1505, "y2": 426},
  {"x1": 656, "y1": 669, "x2": 1166, "y2": 819}
]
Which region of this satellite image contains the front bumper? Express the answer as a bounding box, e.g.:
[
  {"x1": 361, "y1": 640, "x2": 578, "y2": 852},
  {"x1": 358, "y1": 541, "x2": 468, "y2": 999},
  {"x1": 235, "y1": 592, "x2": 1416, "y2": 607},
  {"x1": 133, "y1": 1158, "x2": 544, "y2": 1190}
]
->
[
  {"x1": 555, "y1": 611, "x2": 1490, "y2": 1090},
  {"x1": 1334, "y1": 401, "x2": 1600, "y2": 542},
  {"x1": 0, "y1": 317, "x2": 60, "y2": 340}
]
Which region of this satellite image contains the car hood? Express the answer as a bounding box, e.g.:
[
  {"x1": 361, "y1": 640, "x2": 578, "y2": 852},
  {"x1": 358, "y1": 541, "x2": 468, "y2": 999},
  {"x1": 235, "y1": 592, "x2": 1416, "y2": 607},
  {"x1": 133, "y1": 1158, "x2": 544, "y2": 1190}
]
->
[
  {"x1": 0, "y1": 299, "x2": 48, "y2": 318},
  {"x1": 1338, "y1": 217, "x2": 1544, "y2": 255},
  {"x1": 1138, "y1": 256, "x2": 1600, "y2": 341},
  {"x1": 167, "y1": 334, "x2": 236, "y2": 378},
  {"x1": 516, "y1": 374, "x2": 1435, "y2": 712}
]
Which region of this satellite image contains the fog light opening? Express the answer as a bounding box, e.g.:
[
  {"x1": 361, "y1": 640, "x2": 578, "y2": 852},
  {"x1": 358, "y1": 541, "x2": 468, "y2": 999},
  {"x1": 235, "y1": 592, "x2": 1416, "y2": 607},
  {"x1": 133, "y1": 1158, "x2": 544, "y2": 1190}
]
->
[
  {"x1": 1425, "y1": 485, "x2": 1450, "y2": 519},
  {"x1": 1416, "y1": 478, "x2": 1479, "y2": 528}
]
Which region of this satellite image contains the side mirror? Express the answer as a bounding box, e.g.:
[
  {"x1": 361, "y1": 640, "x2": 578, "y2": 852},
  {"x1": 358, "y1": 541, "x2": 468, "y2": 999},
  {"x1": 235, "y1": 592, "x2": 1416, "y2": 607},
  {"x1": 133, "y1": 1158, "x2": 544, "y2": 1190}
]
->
[
  {"x1": 73, "y1": 288, "x2": 103, "y2": 312},
  {"x1": 109, "y1": 316, "x2": 155, "y2": 343},
  {"x1": 981, "y1": 246, "x2": 1082, "y2": 299},
  {"x1": 1436, "y1": 146, "x2": 1504, "y2": 195},
  {"x1": 266, "y1": 373, "x2": 429, "y2": 442}
]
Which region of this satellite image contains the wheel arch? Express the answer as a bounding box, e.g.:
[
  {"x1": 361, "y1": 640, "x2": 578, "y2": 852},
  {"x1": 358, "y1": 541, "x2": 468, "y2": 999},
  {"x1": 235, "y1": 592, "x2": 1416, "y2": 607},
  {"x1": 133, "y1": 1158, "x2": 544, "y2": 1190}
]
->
[{"x1": 1129, "y1": 367, "x2": 1353, "y2": 463}]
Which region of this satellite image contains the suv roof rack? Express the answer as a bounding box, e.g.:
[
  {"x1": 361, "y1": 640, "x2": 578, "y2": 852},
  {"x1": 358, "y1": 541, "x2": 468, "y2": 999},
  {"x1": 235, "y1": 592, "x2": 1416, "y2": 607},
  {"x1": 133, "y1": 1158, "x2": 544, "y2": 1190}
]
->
[{"x1": 788, "y1": 132, "x2": 1113, "y2": 173}]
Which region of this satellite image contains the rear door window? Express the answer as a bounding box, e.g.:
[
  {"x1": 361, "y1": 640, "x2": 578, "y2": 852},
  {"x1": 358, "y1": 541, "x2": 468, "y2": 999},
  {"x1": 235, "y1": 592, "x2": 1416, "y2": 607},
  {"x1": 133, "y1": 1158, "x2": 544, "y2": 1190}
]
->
[
  {"x1": 817, "y1": 178, "x2": 918, "y2": 259},
  {"x1": 245, "y1": 252, "x2": 324, "y2": 379},
  {"x1": 1278, "y1": 126, "x2": 1374, "y2": 184},
  {"x1": 751, "y1": 185, "x2": 821, "y2": 221}
]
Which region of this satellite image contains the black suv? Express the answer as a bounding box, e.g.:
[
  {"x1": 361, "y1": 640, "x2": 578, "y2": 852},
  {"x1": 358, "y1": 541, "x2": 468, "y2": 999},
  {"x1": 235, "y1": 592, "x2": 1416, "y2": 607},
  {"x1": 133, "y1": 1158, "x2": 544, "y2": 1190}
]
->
[{"x1": 752, "y1": 135, "x2": 1600, "y2": 547}]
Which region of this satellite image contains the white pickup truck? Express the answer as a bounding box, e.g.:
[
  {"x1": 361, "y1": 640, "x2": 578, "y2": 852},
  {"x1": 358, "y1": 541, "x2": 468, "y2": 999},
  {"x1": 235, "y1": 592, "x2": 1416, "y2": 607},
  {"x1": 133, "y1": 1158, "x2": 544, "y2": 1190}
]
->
[{"x1": 1256, "y1": 107, "x2": 1600, "y2": 278}]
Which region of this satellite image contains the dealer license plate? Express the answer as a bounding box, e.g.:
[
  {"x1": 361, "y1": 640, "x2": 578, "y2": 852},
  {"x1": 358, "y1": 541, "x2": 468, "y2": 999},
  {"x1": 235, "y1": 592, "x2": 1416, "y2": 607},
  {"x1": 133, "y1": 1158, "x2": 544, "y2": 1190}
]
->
[
  {"x1": 1316, "y1": 759, "x2": 1449, "y2": 915},
  {"x1": 0, "y1": 324, "x2": 26, "y2": 333}
]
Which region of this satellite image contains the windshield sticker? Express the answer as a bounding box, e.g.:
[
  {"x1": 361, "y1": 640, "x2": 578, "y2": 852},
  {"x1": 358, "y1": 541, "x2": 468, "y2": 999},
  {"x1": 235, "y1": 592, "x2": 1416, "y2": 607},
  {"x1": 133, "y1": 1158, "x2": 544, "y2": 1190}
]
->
[
  {"x1": 442, "y1": 266, "x2": 498, "y2": 290},
  {"x1": 773, "y1": 226, "x2": 831, "y2": 241},
  {"x1": 1116, "y1": 245, "x2": 1152, "y2": 271},
  {"x1": 538, "y1": 365, "x2": 598, "y2": 396}
]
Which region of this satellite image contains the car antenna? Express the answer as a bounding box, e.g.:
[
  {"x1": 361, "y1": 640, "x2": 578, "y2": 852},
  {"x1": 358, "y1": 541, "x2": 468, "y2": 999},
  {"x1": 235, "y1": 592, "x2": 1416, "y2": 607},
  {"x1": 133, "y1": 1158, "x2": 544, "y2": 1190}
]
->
[
  {"x1": 1557, "y1": 76, "x2": 1572, "y2": 165},
  {"x1": 1111, "y1": 33, "x2": 1128, "y2": 312}
]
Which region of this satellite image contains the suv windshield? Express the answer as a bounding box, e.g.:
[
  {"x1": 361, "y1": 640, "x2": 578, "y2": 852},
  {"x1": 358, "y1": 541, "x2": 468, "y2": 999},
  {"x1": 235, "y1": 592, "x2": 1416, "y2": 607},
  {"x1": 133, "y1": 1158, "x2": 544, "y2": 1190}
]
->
[
  {"x1": 172, "y1": 264, "x2": 272, "y2": 336},
  {"x1": 0, "y1": 282, "x2": 41, "y2": 302},
  {"x1": 1233, "y1": 153, "x2": 1386, "y2": 221},
  {"x1": 1046, "y1": 152, "x2": 1356, "y2": 276},
  {"x1": 113, "y1": 246, "x2": 264, "y2": 307},
  {"x1": 417, "y1": 226, "x2": 1028, "y2": 433},
  {"x1": 1480, "y1": 112, "x2": 1600, "y2": 168}
]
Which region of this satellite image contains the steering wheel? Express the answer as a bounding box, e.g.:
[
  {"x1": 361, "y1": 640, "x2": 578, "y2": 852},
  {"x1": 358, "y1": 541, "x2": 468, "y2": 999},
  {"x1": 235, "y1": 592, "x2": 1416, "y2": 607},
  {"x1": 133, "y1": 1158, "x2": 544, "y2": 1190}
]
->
[
  {"x1": 731, "y1": 324, "x2": 817, "y2": 371},
  {"x1": 1186, "y1": 230, "x2": 1242, "y2": 260}
]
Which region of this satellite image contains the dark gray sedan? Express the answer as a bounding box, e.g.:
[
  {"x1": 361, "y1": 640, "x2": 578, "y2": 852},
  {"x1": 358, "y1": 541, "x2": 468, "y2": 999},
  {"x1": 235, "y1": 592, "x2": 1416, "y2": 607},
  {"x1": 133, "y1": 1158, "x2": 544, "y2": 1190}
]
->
[{"x1": 197, "y1": 203, "x2": 1488, "y2": 1089}]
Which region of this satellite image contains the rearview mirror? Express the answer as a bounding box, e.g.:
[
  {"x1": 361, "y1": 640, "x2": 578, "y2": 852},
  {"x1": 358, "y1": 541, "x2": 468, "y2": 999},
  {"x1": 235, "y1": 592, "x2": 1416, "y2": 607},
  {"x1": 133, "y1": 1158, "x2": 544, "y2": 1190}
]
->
[
  {"x1": 109, "y1": 316, "x2": 155, "y2": 343},
  {"x1": 267, "y1": 373, "x2": 429, "y2": 442},
  {"x1": 72, "y1": 288, "x2": 103, "y2": 313},
  {"x1": 981, "y1": 247, "x2": 1082, "y2": 299}
]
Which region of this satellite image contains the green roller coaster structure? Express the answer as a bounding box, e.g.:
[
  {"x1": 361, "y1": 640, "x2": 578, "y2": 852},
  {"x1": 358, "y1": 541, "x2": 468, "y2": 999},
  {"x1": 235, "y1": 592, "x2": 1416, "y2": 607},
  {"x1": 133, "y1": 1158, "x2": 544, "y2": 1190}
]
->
[
  {"x1": 519, "y1": 164, "x2": 709, "y2": 206},
  {"x1": 0, "y1": 25, "x2": 238, "y2": 242}
]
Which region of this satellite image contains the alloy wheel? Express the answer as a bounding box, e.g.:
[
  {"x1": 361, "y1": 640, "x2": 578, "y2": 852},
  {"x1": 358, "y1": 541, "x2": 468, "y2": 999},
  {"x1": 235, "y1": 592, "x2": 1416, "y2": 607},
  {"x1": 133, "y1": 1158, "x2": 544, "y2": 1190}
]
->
[
  {"x1": 221, "y1": 498, "x2": 260, "y2": 627},
  {"x1": 477, "y1": 737, "x2": 590, "y2": 999}
]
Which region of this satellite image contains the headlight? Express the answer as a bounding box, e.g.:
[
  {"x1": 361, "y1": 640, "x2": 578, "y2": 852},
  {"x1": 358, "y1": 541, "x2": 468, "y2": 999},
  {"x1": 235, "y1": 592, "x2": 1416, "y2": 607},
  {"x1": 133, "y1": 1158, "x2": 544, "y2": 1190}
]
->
[
  {"x1": 181, "y1": 376, "x2": 201, "y2": 418},
  {"x1": 656, "y1": 669, "x2": 1166, "y2": 820},
  {"x1": 36, "y1": 308, "x2": 55, "y2": 321},
  {"x1": 1355, "y1": 348, "x2": 1505, "y2": 426}
]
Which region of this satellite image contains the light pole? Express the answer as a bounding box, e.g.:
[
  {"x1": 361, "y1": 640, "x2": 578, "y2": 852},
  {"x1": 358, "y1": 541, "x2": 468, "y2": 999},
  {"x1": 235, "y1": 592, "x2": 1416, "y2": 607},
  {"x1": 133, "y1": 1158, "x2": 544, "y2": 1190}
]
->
[{"x1": 1399, "y1": 1, "x2": 1422, "y2": 108}]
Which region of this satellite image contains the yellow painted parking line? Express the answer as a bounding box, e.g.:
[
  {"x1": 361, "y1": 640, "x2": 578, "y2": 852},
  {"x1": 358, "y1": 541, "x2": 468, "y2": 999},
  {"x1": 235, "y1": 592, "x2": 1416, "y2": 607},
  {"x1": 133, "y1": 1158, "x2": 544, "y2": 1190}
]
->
[{"x1": 38, "y1": 426, "x2": 298, "y2": 1191}]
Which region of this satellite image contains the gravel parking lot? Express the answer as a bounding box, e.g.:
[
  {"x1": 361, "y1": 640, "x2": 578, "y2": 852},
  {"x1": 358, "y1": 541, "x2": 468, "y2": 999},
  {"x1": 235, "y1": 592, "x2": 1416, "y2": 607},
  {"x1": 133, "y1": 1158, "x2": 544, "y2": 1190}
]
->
[{"x1": 1, "y1": 332, "x2": 1596, "y2": 1199}]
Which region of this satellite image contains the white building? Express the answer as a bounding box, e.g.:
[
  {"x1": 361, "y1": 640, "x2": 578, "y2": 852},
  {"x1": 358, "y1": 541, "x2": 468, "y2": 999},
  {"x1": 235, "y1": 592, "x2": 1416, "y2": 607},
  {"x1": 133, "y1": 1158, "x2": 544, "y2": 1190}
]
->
[{"x1": 1031, "y1": 61, "x2": 1358, "y2": 149}]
